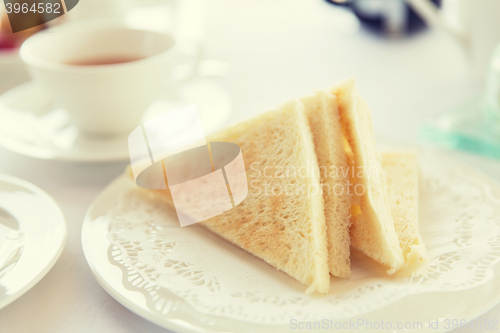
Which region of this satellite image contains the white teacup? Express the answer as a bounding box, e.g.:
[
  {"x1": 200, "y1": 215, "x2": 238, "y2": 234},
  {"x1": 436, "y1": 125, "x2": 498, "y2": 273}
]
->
[{"x1": 20, "y1": 22, "x2": 177, "y2": 135}]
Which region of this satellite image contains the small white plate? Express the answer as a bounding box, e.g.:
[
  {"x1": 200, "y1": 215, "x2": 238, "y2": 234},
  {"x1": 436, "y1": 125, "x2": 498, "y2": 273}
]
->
[
  {"x1": 0, "y1": 174, "x2": 66, "y2": 310},
  {"x1": 82, "y1": 150, "x2": 500, "y2": 333},
  {"x1": 0, "y1": 78, "x2": 231, "y2": 162}
]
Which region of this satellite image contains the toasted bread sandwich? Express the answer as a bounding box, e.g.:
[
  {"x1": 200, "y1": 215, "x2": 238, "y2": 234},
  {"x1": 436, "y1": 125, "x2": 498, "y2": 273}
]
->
[
  {"x1": 331, "y1": 79, "x2": 404, "y2": 274},
  {"x1": 136, "y1": 100, "x2": 331, "y2": 294},
  {"x1": 381, "y1": 151, "x2": 428, "y2": 273},
  {"x1": 301, "y1": 91, "x2": 352, "y2": 278}
]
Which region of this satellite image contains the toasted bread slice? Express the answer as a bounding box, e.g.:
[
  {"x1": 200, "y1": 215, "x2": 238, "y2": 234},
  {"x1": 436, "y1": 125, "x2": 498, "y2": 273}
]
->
[
  {"x1": 330, "y1": 79, "x2": 404, "y2": 274},
  {"x1": 301, "y1": 91, "x2": 352, "y2": 278},
  {"x1": 134, "y1": 100, "x2": 331, "y2": 294},
  {"x1": 381, "y1": 151, "x2": 428, "y2": 273}
]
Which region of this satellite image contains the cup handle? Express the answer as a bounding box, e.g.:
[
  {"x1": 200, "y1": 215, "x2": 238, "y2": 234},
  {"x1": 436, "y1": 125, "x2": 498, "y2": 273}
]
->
[{"x1": 404, "y1": 0, "x2": 465, "y2": 43}]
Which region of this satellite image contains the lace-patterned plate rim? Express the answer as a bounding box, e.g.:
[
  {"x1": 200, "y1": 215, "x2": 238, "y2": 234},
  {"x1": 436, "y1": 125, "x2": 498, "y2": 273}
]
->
[
  {"x1": 82, "y1": 150, "x2": 500, "y2": 333},
  {"x1": 101, "y1": 148, "x2": 500, "y2": 324}
]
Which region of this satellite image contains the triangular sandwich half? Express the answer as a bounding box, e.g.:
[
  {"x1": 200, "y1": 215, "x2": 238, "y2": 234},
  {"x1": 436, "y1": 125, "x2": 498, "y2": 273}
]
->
[
  {"x1": 331, "y1": 79, "x2": 404, "y2": 274},
  {"x1": 301, "y1": 91, "x2": 352, "y2": 278},
  {"x1": 134, "y1": 100, "x2": 331, "y2": 294},
  {"x1": 381, "y1": 151, "x2": 428, "y2": 274}
]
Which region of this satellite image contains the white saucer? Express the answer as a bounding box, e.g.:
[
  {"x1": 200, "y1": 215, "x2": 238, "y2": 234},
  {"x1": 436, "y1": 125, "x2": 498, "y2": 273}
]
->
[
  {"x1": 0, "y1": 78, "x2": 231, "y2": 162},
  {"x1": 0, "y1": 174, "x2": 66, "y2": 310},
  {"x1": 0, "y1": 50, "x2": 31, "y2": 95},
  {"x1": 82, "y1": 149, "x2": 500, "y2": 333}
]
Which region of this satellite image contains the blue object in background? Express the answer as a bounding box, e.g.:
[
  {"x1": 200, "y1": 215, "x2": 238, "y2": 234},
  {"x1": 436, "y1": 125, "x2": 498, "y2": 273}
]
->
[{"x1": 326, "y1": 0, "x2": 441, "y2": 37}]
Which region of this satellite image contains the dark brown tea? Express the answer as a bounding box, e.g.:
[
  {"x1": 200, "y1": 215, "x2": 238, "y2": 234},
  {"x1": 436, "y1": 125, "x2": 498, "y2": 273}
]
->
[{"x1": 67, "y1": 56, "x2": 145, "y2": 66}]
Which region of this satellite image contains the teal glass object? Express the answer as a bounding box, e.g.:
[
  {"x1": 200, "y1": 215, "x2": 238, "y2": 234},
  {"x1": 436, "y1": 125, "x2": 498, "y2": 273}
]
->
[{"x1": 420, "y1": 44, "x2": 500, "y2": 159}]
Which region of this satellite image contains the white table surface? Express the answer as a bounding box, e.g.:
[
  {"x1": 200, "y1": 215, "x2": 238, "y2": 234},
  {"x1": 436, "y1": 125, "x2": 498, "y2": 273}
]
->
[{"x1": 1, "y1": 0, "x2": 500, "y2": 332}]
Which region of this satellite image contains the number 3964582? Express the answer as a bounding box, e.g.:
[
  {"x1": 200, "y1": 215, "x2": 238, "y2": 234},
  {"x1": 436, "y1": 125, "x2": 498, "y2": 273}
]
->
[{"x1": 5, "y1": 2, "x2": 61, "y2": 14}]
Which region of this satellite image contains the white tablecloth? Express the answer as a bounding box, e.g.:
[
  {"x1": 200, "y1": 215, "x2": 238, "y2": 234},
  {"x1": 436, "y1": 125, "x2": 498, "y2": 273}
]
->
[{"x1": 1, "y1": 1, "x2": 500, "y2": 332}]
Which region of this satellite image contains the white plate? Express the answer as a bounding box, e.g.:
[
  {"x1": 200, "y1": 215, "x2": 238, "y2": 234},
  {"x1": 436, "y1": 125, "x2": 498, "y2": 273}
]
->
[
  {"x1": 82, "y1": 150, "x2": 500, "y2": 333},
  {"x1": 0, "y1": 78, "x2": 231, "y2": 162},
  {"x1": 0, "y1": 174, "x2": 66, "y2": 310}
]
